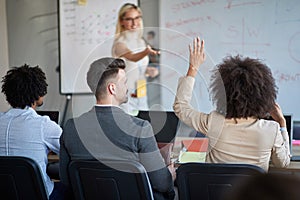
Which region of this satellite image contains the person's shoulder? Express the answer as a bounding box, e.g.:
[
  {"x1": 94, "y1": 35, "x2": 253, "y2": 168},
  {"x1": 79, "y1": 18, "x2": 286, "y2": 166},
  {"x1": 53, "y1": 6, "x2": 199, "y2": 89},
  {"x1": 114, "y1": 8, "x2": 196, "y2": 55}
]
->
[
  {"x1": 130, "y1": 115, "x2": 143, "y2": 123},
  {"x1": 130, "y1": 115, "x2": 151, "y2": 129},
  {"x1": 0, "y1": 112, "x2": 5, "y2": 117},
  {"x1": 113, "y1": 35, "x2": 126, "y2": 44},
  {"x1": 209, "y1": 110, "x2": 225, "y2": 119},
  {"x1": 251, "y1": 118, "x2": 280, "y2": 138},
  {"x1": 34, "y1": 113, "x2": 62, "y2": 134},
  {"x1": 66, "y1": 109, "x2": 93, "y2": 125},
  {"x1": 0, "y1": 111, "x2": 11, "y2": 121},
  {"x1": 258, "y1": 118, "x2": 279, "y2": 127}
]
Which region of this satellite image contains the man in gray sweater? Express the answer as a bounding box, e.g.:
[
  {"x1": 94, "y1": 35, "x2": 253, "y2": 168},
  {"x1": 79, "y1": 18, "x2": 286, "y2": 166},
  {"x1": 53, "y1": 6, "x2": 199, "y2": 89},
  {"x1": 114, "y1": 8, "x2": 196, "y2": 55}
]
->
[{"x1": 59, "y1": 57, "x2": 175, "y2": 200}]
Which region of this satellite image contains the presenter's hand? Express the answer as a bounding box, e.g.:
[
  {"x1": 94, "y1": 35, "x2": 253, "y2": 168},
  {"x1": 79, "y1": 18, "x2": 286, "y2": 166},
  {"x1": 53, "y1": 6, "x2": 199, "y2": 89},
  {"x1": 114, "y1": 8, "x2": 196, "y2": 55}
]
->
[
  {"x1": 187, "y1": 37, "x2": 205, "y2": 77},
  {"x1": 146, "y1": 45, "x2": 160, "y2": 55},
  {"x1": 270, "y1": 103, "x2": 286, "y2": 128}
]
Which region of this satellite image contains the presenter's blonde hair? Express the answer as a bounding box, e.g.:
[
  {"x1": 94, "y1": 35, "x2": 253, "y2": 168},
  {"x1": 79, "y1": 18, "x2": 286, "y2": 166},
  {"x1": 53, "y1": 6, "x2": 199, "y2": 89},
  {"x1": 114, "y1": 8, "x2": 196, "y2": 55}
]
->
[{"x1": 114, "y1": 3, "x2": 144, "y2": 39}]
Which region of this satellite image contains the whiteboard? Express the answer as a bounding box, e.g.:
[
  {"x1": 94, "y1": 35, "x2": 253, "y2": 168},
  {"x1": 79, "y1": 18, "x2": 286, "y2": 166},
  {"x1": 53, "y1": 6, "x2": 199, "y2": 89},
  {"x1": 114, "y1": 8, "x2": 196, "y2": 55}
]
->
[
  {"x1": 159, "y1": 0, "x2": 300, "y2": 120},
  {"x1": 59, "y1": 0, "x2": 137, "y2": 94}
]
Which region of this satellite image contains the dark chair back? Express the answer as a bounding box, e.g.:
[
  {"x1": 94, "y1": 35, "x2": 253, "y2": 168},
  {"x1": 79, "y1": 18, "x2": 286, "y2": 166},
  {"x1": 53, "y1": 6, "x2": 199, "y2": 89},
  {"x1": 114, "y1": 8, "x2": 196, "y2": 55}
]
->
[
  {"x1": 68, "y1": 160, "x2": 154, "y2": 200},
  {"x1": 176, "y1": 163, "x2": 265, "y2": 200},
  {"x1": 0, "y1": 156, "x2": 48, "y2": 200}
]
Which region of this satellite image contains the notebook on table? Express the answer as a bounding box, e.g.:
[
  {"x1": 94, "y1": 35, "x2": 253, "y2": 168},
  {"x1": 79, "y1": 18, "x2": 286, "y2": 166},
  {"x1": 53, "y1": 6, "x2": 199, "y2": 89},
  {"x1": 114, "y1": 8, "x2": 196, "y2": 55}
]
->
[{"x1": 178, "y1": 138, "x2": 209, "y2": 163}]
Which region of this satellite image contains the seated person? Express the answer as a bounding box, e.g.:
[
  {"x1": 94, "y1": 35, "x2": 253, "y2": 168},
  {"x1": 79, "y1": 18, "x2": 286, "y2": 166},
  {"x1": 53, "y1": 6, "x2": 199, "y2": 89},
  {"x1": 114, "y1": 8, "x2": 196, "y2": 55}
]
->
[
  {"x1": 60, "y1": 58, "x2": 175, "y2": 199},
  {"x1": 0, "y1": 64, "x2": 63, "y2": 199},
  {"x1": 173, "y1": 37, "x2": 290, "y2": 171}
]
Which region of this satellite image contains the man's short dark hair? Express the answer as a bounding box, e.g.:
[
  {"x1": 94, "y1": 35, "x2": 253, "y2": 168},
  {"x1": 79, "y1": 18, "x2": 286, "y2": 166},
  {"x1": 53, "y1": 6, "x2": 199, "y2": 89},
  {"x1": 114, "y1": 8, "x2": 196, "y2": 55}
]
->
[
  {"x1": 1, "y1": 64, "x2": 48, "y2": 109},
  {"x1": 210, "y1": 55, "x2": 277, "y2": 119},
  {"x1": 86, "y1": 57, "x2": 125, "y2": 99}
]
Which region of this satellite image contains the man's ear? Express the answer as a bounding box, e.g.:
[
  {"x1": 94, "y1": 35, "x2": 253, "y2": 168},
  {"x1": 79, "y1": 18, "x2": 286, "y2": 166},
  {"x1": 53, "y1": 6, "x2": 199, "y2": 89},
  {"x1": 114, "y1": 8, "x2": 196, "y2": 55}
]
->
[{"x1": 108, "y1": 83, "x2": 116, "y2": 95}]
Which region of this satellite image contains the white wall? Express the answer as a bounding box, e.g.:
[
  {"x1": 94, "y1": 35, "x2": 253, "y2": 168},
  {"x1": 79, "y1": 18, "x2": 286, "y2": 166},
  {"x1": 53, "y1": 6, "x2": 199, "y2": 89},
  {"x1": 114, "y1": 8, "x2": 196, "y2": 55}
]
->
[
  {"x1": 5, "y1": 0, "x2": 66, "y2": 123},
  {"x1": 140, "y1": 0, "x2": 159, "y2": 28},
  {"x1": 0, "y1": 0, "x2": 9, "y2": 111},
  {"x1": 140, "y1": 0, "x2": 161, "y2": 110}
]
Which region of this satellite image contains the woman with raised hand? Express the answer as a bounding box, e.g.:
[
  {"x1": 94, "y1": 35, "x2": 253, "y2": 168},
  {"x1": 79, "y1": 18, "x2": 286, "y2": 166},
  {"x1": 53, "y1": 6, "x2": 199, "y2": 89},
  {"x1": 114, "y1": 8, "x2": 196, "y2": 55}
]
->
[{"x1": 174, "y1": 37, "x2": 290, "y2": 171}]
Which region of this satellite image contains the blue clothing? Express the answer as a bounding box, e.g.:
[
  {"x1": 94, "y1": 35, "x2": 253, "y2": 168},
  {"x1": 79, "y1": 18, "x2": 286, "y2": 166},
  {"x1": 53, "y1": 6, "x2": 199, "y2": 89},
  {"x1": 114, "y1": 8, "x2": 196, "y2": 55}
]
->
[{"x1": 0, "y1": 107, "x2": 62, "y2": 196}]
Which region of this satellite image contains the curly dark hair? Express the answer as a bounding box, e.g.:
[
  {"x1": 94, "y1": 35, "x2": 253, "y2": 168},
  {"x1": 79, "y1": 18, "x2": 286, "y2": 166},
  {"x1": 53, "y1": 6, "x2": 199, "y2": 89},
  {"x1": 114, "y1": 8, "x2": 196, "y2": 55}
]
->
[
  {"x1": 210, "y1": 55, "x2": 277, "y2": 119},
  {"x1": 1, "y1": 64, "x2": 48, "y2": 109}
]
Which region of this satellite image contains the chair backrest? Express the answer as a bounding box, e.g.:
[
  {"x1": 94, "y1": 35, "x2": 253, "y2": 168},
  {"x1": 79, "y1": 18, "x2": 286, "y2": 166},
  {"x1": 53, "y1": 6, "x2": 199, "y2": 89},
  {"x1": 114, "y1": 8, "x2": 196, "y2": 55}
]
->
[
  {"x1": 176, "y1": 163, "x2": 265, "y2": 200},
  {"x1": 68, "y1": 160, "x2": 154, "y2": 200},
  {"x1": 0, "y1": 156, "x2": 48, "y2": 200}
]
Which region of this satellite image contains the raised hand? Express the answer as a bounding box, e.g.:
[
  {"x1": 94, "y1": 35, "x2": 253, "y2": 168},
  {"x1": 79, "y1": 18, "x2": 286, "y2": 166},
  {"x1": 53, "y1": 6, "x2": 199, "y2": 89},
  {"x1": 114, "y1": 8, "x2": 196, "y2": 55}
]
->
[{"x1": 187, "y1": 37, "x2": 205, "y2": 77}]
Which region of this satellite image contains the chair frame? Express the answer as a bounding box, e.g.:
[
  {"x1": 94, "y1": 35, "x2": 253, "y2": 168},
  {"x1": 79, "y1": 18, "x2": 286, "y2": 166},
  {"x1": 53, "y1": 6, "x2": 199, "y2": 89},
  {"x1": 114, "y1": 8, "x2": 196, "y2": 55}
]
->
[
  {"x1": 68, "y1": 159, "x2": 154, "y2": 200},
  {"x1": 176, "y1": 162, "x2": 265, "y2": 200},
  {"x1": 0, "y1": 156, "x2": 48, "y2": 200}
]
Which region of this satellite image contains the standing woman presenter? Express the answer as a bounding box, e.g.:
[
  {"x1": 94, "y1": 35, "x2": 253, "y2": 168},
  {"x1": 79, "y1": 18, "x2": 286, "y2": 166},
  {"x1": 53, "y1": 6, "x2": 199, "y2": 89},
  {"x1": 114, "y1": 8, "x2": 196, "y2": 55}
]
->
[{"x1": 112, "y1": 3, "x2": 159, "y2": 116}]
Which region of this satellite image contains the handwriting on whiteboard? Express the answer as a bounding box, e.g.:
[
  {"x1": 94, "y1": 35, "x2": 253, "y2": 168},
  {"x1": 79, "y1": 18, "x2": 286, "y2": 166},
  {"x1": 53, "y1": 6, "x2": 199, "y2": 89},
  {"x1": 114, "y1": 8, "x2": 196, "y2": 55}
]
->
[
  {"x1": 274, "y1": 70, "x2": 300, "y2": 83},
  {"x1": 62, "y1": 1, "x2": 117, "y2": 45}
]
